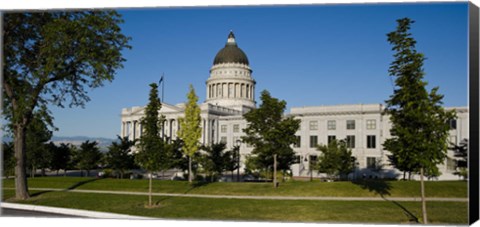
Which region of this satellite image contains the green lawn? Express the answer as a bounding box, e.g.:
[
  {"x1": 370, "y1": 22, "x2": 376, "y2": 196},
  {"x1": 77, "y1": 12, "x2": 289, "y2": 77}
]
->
[
  {"x1": 1, "y1": 188, "x2": 467, "y2": 224},
  {"x1": 2, "y1": 177, "x2": 468, "y2": 198}
]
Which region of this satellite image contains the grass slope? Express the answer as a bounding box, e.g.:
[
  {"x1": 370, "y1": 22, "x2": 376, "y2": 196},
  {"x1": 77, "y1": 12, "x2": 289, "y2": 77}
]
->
[
  {"x1": 2, "y1": 177, "x2": 468, "y2": 198},
  {"x1": 2, "y1": 189, "x2": 467, "y2": 224}
]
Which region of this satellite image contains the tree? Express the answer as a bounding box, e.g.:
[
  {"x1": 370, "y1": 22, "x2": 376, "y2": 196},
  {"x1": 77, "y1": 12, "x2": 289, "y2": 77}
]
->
[
  {"x1": 48, "y1": 142, "x2": 72, "y2": 176},
  {"x1": 199, "y1": 143, "x2": 233, "y2": 182},
  {"x1": 2, "y1": 142, "x2": 16, "y2": 179},
  {"x1": 242, "y1": 90, "x2": 300, "y2": 185},
  {"x1": 25, "y1": 112, "x2": 54, "y2": 178},
  {"x1": 177, "y1": 84, "x2": 202, "y2": 183},
  {"x1": 316, "y1": 139, "x2": 356, "y2": 181},
  {"x1": 383, "y1": 18, "x2": 456, "y2": 224},
  {"x1": 76, "y1": 140, "x2": 103, "y2": 177},
  {"x1": 105, "y1": 136, "x2": 137, "y2": 179},
  {"x1": 135, "y1": 83, "x2": 167, "y2": 207},
  {"x1": 3, "y1": 11, "x2": 131, "y2": 199},
  {"x1": 450, "y1": 138, "x2": 468, "y2": 180},
  {"x1": 224, "y1": 147, "x2": 240, "y2": 181}
]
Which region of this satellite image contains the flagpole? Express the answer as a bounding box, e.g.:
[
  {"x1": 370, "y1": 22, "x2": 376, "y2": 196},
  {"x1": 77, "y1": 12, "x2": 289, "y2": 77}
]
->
[{"x1": 162, "y1": 73, "x2": 164, "y2": 103}]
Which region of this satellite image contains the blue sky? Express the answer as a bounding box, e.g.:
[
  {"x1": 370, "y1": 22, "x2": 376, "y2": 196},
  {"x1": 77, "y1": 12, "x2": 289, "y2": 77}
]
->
[{"x1": 49, "y1": 2, "x2": 469, "y2": 139}]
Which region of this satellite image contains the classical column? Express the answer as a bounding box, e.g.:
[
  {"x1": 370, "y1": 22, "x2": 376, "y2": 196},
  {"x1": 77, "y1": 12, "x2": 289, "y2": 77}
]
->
[
  {"x1": 132, "y1": 121, "x2": 137, "y2": 140},
  {"x1": 252, "y1": 84, "x2": 255, "y2": 101},
  {"x1": 121, "y1": 121, "x2": 125, "y2": 138},
  {"x1": 202, "y1": 119, "x2": 206, "y2": 144},
  {"x1": 205, "y1": 119, "x2": 210, "y2": 145}
]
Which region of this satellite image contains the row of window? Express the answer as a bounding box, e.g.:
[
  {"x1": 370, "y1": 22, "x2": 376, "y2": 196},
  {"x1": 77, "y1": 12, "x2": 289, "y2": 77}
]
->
[
  {"x1": 309, "y1": 119, "x2": 377, "y2": 131},
  {"x1": 214, "y1": 70, "x2": 250, "y2": 76},
  {"x1": 220, "y1": 119, "x2": 377, "y2": 134},
  {"x1": 220, "y1": 119, "x2": 457, "y2": 136},
  {"x1": 221, "y1": 124, "x2": 241, "y2": 133},
  {"x1": 294, "y1": 135, "x2": 377, "y2": 149}
]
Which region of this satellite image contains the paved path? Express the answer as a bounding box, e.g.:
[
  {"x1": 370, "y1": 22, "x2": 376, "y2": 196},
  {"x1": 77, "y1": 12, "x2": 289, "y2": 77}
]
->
[
  {"x1": 1, "y1": 202, "x2": 153, "y2": 219},
  {"x1": 5, "y1": 187, "x2": 469, "y2": 202}
]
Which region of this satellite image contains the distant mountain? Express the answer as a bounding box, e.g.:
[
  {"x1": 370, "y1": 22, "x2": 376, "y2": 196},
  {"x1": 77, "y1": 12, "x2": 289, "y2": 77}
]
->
[{"x1": 2, "y1": 136, "x2": 116, "y2": 152}]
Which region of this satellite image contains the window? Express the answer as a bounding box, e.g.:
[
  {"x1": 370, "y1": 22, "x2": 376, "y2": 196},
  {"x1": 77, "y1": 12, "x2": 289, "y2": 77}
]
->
[
  {"x1": 366, "y1": 120, "x2": 376, "y2": 130},
  {"x1": 327, "y1": 135, "x2": 336, "y2": 145},
  {"x1": 220, "y1": 136, "x2": 227, "y2": 144},
  {"x1": 449, "y1": 119, "x2": 457, "y2": 130},
  {"x1": 367, "y1": 157, "x2": 376, "y2": 169},
  {"x1": 221, "y1": 125, "x2": 227, "y2": 133},
  {"x1": 309, "y1": 121, "x2": 318, "y2": 130},
  {"x1": 327, "y1": 120, "x2": 336, "y2": 130},
  {"x1": 294, "y1": 136, "x2": 301, "y2": 148},
  {"x1": 346, "y1": 135, "x2": 355, "y2": 148},
  {"x1": 309, "y1": 155, "x2": 318, "y2": 164},
  {"x1": 310, "y1": 135, "x2": 318, "y2": 148},
  {"x1": 367, "y1": 135, "x2": 376, "y2": 149},
  {"x1": 233, "y1": 124, "x2": 240, "y2": 133},
  {"x1": 347, "y1": 120, "x2": 355, "y2": 130},
  {"x1": 446, "y1": 157, "x2": 456, "y2": 171}
]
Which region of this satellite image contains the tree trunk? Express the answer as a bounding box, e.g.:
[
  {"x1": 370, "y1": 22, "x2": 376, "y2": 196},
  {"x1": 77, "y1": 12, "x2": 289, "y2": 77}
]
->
[
  {"x1": 420, "y1": 167, "x2": 428, "y2": 224},
  {"x1": 149, "y1": 172, "x2": 152, "y2": 207},
  {"x1": 14, "y1": 125, "x2": 30, "y2": 200},
  {"x1": 403, "y1": 171, "x2": 406, "y2": 180},
  {"x1": 188, "y1": 155, "x2": 193, "y2": 183}
]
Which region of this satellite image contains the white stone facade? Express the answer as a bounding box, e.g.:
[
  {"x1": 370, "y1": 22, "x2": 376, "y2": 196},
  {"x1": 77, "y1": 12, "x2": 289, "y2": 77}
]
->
[{"x1": 120, "y1": 32, "x2": 469, "y2": 180}]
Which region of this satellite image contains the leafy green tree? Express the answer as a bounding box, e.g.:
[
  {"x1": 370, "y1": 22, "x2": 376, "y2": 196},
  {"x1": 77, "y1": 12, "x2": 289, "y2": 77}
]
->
[
  {"x1": 167, "y1": 139, "x2": 200, "y2": 179},
  {"x1": 450, "y1": 138, "x2": 468, "y2": 180},
  {"x1": 25, "y1": 112, "x2": 54, "y2": 178},
  {"x1": 48, "y1": 142, "x2": 72, "y2": 176},
  {"x1": 76, "y1": 140, "x2": 103, "y2": 177},
  {"x1": 383, "y1": 18, "x2": 456, "y2": 224},
  {"x1": 68, "y1": 144, "x2": 80, "y2": 174},
  {"x1": 199, "y1": 143, "x2": 231, "y2": 182},
  {"x1": 3, "y1": 11, "x2": 130, "y2": 199},
  {"x1": 316, "y1": 139, "x2": 356, "y2": 180},
  {"x1": 224, "y1": 147, "x2": 240, "y2": 181},
  {"x1": 242, "y1": 90, "x2": 300, "y2": 181},
  {"x1": 105, "y1": 136, "x2": 136, "y2": 179},
  {"x1": 135, "y1": 83, "x2": 167, "y2": 207},
  {"x1": 2, "y1": 142, "x2": 16, "y2": 179},
  {"x1": 177, "y1": 85, "x2": 202, "y2": 183}
]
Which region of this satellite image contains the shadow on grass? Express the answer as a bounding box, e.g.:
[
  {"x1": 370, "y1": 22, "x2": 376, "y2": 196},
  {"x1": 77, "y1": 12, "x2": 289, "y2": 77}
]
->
[
  {"x1": 30, "y1": 190, "x2": 54, "y2": 198},
  {"x1": 183, "y1": 181, "x2": 211, "y2": 194},
  {"x1": 66, "y1": 178, "x2": 99, "y2": 190},
  {"x1": 352, "y1": 179, "x2": 392, "y2": 196},
  {"x1": 381, "y1": 195, "x2": 420, "y2": 223},
  {"x1": 352, "y1": 179, "x2": 419, "y2": 223}
]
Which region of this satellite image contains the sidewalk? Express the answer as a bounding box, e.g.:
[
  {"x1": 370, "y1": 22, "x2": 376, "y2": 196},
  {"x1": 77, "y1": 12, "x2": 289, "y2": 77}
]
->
[
  {"x1": 1, "y1": 202, "x2": 154, "y2": 219},
  {"x1": 4, "y1": 187, "x2": 469, "y2": 202}
]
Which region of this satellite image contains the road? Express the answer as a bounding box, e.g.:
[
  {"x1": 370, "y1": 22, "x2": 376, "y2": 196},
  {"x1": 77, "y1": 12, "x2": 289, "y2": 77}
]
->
[{"x1": 1, "y1": 208, "x2": 78, "y2": 217}]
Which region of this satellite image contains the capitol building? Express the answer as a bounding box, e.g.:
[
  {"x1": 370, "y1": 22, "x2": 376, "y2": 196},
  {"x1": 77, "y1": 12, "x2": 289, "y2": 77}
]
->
[{"x1": 121, "y1": 32, "x2": 469, "y2": 180}]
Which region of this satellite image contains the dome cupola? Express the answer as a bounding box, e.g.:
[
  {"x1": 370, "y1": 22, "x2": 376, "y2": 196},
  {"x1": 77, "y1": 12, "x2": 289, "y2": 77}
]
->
[
  {"x1": 206, "y1": 31, "x2": 256, "y2": 112},
  {"x1": 213, "y1": 31, "x2": 249, "y2": 65}
]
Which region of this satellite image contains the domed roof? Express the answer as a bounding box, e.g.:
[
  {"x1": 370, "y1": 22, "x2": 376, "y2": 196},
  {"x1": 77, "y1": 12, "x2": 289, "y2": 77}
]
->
[{"x1": 213, "y1": 31, "x2": 249, "y2": 65}]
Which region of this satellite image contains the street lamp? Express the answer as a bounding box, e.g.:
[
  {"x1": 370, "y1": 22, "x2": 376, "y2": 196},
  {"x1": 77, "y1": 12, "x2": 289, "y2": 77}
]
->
[{"x1": 235, "y1": 139, "x2": 241, "y2": 182}]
